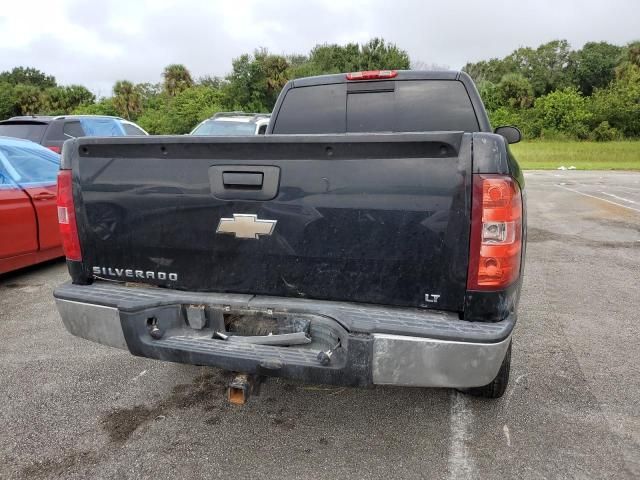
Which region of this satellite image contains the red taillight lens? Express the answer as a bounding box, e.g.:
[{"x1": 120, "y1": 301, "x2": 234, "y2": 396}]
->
[
  {"x1": 47, "y1": 146, "x2": 61, "y2": 154},
  {"x1": 57, "y1": 170, "x2": 82, "y2": 261},
  {"x1": 346, "y1": 70, "x2": 398, "y2": 80},
  {"x1": 467, "y1": 174, "x2": 522, "y2": 290}
]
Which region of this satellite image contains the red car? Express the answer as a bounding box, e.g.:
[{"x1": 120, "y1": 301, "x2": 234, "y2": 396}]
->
[{"x1": 0, "y1": 137, "x2": 62, "y2": 274}]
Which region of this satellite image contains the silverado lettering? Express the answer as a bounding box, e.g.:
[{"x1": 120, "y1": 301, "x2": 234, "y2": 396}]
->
[{"x1": 92, "y1": 266, "x2": 178, "y2": 281}]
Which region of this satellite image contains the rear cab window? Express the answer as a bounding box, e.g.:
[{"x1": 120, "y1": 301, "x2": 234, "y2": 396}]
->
[
  {"x1": 0, "y1": 122, "x2": 48, "y2": 142},
  {"x1": 122, "y1": 123, "x2": 147, "y2": 136},
  {"x1": 191, "y1": 120, "x2": 258, "y2": 136},
  {"x1": 79, "y1": 118, "x2": 126, "y2": 136},
  {"x1": 63, "y1": 121, "x2": 85, "y2": 138},
  {"x1": 272, "y1": 80, "x2": 480, "y2": 134}
]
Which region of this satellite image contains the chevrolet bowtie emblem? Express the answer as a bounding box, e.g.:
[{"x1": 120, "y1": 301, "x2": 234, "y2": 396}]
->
[{"x1": 216, "y1": 214, "x2": 277, "y2": 239}]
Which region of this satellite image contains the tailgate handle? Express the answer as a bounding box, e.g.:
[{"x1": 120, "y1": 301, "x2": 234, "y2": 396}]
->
[
  {"x1": 222, "y1": 172, "x2": 264, "y2": 188},
  {"x1": 209, "y1": 165, "x2": 280, "y2": 201}
]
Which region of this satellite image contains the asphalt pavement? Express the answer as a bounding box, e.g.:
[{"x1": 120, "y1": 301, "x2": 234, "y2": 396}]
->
[{"x1": 1, "y1": 170, "x2": 639, "y2": 479}]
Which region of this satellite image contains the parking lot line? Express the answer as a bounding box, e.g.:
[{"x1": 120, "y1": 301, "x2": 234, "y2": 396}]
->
[
  {"x1": 555, "y1": 184, "x2": 640, "y2": 213},
  {"x1": 600, "y1": 192, "x2": 638, "y2": 205},
  {"x1": 447, "y1": 391, "x2": 476, "y2": 479}
]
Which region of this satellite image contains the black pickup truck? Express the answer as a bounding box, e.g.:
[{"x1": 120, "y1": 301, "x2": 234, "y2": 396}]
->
[{"x1": 54, "y1": 70, "x2": 525, "y2": 400}]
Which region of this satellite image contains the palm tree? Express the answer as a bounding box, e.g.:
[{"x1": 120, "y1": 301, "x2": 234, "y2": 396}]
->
[
  {"x1": 628, "y1": 42, "x2": 640, "y2": 68},
  {"x1": 162, "y1": 64, "x2": 194, "y2": 97},
  {"x1": 615, "y1": 42, "x2": 640, "y2": 79},
  {"x1": 113, "y1": 80, "x2": 142, "y2": 119},
  {"x1": 13, "y1": 84, "x2": 44, "y2": 115}
]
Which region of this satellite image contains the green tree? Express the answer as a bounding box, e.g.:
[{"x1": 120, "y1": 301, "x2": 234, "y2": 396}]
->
[
  {"x1": 73, "y1": 98, "x2": 118, "y2": 116},
  {"x1": 135, "y1": 82, "x2": 162, "y2": 99},
  {"x1": 134, "y1": 82, "x2": 164, "y2": 114},
  {"x1": 137, "y1": 86, "x2": 222, "y2": 134},
  {"x1": 12, "y1": 84, "x2": 45, "y2": 115},
  {"x1": 629, "y1": 41, "x2": 640, "y2": 67},
  {"x1": 44, "y1": 85, "x2": 95, "y2": 114},
  {"x1": 591, "y1": 121, "x2": 621, "y2": 141},
  {"x1": 133, "y1": 105, "x2": 169, "y2": 135},
  {"x1": 223, "y1": 53, "x2": 259, "y2": 110},
  {"x1": 0, "y1": 82, "x2": 18, "y2": 118},
  {"x1": 488, "y1": 107, "x2": 522, "y2": 129},
  {"x1": 465, "y1": 40, "x2": 573, "y2": 96},
  {"x1": 64, "y1": 85, "x2": 95, "y2": 109},
  {"x1": 628, "y1": 42, "x2": 640, "y2": 67},
  {"x1": 615, "y1": 41, "x2": 640, "y2": 78},
  {"x1": 533, "y1": 87, "x2": 592, "y2": 139},
  {"x1": 223, "y1": 49, "x2": 290, "y2": 112},
  {"x1": 292, "y1": 38, "x2": 410, "y2": 78},
  {"x1": 508, "y1": 40, "x2": 573, "y2": 96},
  {"x1": 302, "y1": 43, "x2": 360, "y2": 74},
  {"x1": 198, "y1": 75, "x2": 225, "y2": 88},
  {"x1": 359, "y1": 38, "x2": 411, "y2": 70},
  {"x1": 569, "y1": 42, "x2": 624, "y2": 95},
  {"x1": 167, "y1": 85, "x2": 222, "y2": 133},
  {"x1": 477, "y1": 81, "x2": 500, "y2": 111},
  {"x1": 463, "y1": 57, "x2": 517, "y2": 84},
  {"x1": 112, "y1": 80, "x2": 142, "y2": 119},
  {"x1": 162, "y1": 64, "x2": 194, "y2": 97},
  {"x1": 590, "y1": 64, "x2": 640, "y2": 137},
  {"x1": 0, "y1": 67, "x2": 56, "y2": 88},
  {"x1": 496, "y1": 74, "x2": 534, "y2": 108}
]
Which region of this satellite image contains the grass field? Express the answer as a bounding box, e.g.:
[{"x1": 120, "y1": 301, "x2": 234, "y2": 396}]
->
[{"x1": 510, "y1": 141, "x2": 640, "y2": 170}]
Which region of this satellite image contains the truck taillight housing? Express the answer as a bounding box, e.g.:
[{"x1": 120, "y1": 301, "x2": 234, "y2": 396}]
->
[
  {"x1": 57, "y1": 170, "x2": 82, "y2": 261},
  {"x1": 467, "y1": 174, "x2": 522, "y2": 290}
]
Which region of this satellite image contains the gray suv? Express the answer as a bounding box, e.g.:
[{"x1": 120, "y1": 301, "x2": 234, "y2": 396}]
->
[{"x1": 0, "y1": 115, "x2": 148, "y2": 153}]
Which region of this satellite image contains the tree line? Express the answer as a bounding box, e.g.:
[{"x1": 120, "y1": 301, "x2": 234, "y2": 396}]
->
[
  {"x1": 464, "y1": 40, "x2": 640, "y2": 141},
  {"x1": 0, "y1": 38, "x2": 638, "y2": 140}
]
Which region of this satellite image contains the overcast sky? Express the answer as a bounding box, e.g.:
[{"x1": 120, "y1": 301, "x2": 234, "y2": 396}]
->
[{"x1": 0, "y1": 0, "x2": 638, "y2": 96}]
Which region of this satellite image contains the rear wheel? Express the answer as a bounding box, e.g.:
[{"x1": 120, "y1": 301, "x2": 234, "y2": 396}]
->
[{"x1": 460, "y1": 342, "x2": 511, "y2": 399}]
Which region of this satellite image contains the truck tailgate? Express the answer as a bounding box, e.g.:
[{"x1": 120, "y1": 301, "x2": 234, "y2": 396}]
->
[{"x1": 68, "y1": 133, "x2": 471, "y2": 311}]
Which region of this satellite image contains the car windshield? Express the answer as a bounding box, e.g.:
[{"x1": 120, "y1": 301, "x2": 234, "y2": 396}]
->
[
  {"x1": 0, "y1": 123, "x2": 48, "y2": 142},
  {"x1": 191, "y1": 120, "x2": 256, "y2": 136},
  {"x1": 79, "y1": 118, "x2": 126, "y2": 136},
  {"x1": 0, "y1": 142, "x2": 60, "y2": 186}
]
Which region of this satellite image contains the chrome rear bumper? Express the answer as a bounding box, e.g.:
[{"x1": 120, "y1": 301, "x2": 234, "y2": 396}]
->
[
  {"x1": 55, "y1": 282, "x2": 514, "y2": 388},
  {"x1": 372, "y1": 333, "x2": 511, "y2": 388},
  {"x1": 56, "y1": 299, "x2": 127, "y2": 350}
]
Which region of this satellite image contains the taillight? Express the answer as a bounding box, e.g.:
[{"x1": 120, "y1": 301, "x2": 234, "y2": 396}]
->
[
  {"x1": 47, "y1": 146, "x2": 61, "y2": 154},
  {"x1": 467, "y1": 174, "x2": 522, "y2": 290},
  {"x1": 57, "y1": 170, "x2": 82, "y2": 261},
  {"x1": 346, "y1": 70, "x2": 398, "y2": 80}
]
